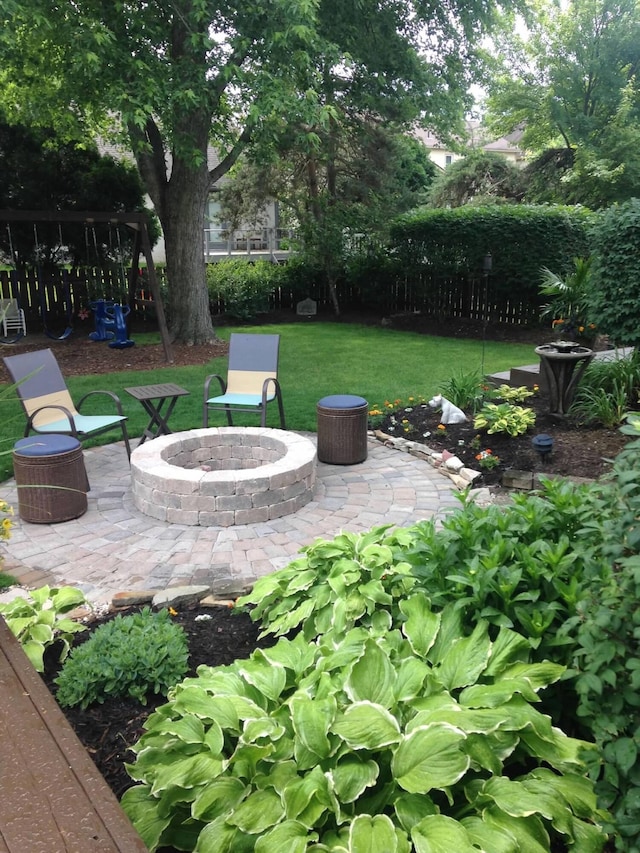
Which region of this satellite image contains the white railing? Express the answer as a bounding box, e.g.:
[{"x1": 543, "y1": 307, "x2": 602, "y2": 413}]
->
[{"x1": 204, "y1": 227, "x2": 295, "y2": 260}]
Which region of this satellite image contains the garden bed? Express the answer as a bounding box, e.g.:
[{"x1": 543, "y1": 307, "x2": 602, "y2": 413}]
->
[{"x1": 373, "y1": 390, "x2": 630, "y2": 486}]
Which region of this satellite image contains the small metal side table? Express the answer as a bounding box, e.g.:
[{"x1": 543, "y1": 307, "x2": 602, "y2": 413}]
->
[{"x1": 125, "y1": 383, "x2": 190, "y2": 446}]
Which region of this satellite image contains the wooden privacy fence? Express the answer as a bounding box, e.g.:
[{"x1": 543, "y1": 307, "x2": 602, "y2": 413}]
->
[
  {"x1": 1, "y1": 266, "x2": 541, "y2": 328},
  {"x1": 0, "y1": 267, "x2": 160, "y2": 329}
]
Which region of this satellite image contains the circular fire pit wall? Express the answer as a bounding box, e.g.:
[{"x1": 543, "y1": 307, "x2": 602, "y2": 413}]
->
[{"x1": 131, "y1": 428, "x2": 317, "y2": 526}]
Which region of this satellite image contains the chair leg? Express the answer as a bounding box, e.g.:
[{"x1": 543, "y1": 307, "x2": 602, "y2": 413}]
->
[
  {"x1": 121, "y1": 421, "x2": 132, "y2": 461},
  {"x1": 276, "y1": 388, "x2": 286, "y2": 429},
  {"x1": 225, "y1": 406, "x2": 234, "y2": 426}
]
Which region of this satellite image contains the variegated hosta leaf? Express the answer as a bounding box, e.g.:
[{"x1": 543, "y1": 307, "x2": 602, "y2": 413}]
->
[
  {"x1": 345, "y1": 639, "x2": 396, "y2": 707},
  {"x1": 192, "y1": 815, "x2": 239, "y2": 853},
  {"x1": 121, "y1": 785, "x2": 171, "y2": 851},
  {"x1": 460, "y1": 815, "x2": 518, "y2": 853},
  {"x1": 290, "y1": 694, "x2": 337, "y2": 759},
  {"x1": 260, "y1": 633, "x2": 317, "y2": 676},
  {"x1": 348, "y1": 814, "x2": 404, "y2": 853},
  {"x1": 282, "y1": 765, "x2": 330, "y2": 824},
  {"x1": 483, "y1": 628, "x2": 532, "y2": 678},
  {"x1": 480, "y1": 776, "x2": 559, "y2": 820},
  {"x1": 332, "y1": 701, "x2": 401, "y2": 750},
  {"x1": 411, "y1": 814, "x2": 481, "y2": 853},
  {"x1": 482, "y1": 807, "x2": 551, "y2": 853},
  {"x1": 399, "y1": 592, "x2": 441, "y2": 657},
  {"x1": 150, "y1": 753, "x2": 225, "y2": 796},
  {"x1": 192, "y1": 777, "x2": 248, "y2": 821},
  {"x1": 154, "y1": 713, "x2": 206, "y2": 745},
  {"x1": 172, "y1": 689, "x2": 240, "y2": 729},
  {"x1": 329, "y1": 756, "x2": 379, "y2": 803},
  {"x1": 434, "y1": 620, "x2": 492, "y2": 691},
  {"x1": 237, "y1": 658, "x2": 287, "y2": 702},
  {"x1": 393, "y1": 656, "x2": 429, "y2": 702},
  {"x1": 393, "y1": 792, "x2": 438, "y2": 833},
  {"x1": 225, "y1": 787, "x2": 284, "y2": 834},
  {"x1": 458, "y1": 678, "x2": 539, "y2": 708},
  {"x1": 255, "y1": 819, "x2": 316, "y2": 853},
  {"x1": 525, "y1": 767, "x2": 598, "y2": 818},
  {"x1": 392, "y1": 723, "x2": 470, "y2": 793}
]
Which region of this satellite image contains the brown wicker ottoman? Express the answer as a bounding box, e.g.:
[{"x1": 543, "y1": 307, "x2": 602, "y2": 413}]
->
[
  {"x1": 317, "y1": 394, "x2": 369, "y2": 465},
  {"x1": 13, "y1": 435, "x2": 89, "y2": 523}
]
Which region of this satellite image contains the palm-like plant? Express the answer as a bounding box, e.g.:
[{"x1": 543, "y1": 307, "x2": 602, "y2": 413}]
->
[{"x1": 539, "y1": 256, "x2": 595, "y2": 339}]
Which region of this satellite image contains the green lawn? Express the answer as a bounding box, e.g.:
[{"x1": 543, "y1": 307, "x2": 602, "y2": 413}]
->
[{"x1": 0, "y1": 322, "x2": 537, "y2": 482}]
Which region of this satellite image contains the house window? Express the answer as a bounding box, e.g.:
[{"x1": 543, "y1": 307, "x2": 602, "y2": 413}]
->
[{"x1": 445, "y1": 155, "x2": 452, "y2": 166}]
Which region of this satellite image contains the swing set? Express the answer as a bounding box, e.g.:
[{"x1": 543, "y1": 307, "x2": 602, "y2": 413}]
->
[{"x1": 0, "y1": 210, "x2": 173, "y2": 362}]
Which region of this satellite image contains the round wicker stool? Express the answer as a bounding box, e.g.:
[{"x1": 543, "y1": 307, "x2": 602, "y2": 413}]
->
[
  {"x1": 13, "y1": 435, "x2": 89, "y2": 523},
  {"x1": 316, "y1": 394, "x2": 369, "y2": 465}
]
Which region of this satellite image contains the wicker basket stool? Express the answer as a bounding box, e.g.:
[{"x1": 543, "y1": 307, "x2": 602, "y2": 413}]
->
[
  {"x1": 13, "y1": 435, "x2": 89, "y2": 523},
  {"x1": 316, "y1": 394, "x2": 369, "y2": 465}
]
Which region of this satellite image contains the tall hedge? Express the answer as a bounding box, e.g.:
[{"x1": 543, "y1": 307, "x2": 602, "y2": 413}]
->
[
  {"x1": 589, "y1": 199, "x2": 640, "y2": 347},
  {"x1": 388, "y1": 205, "x2": 594, "y2": 305}
]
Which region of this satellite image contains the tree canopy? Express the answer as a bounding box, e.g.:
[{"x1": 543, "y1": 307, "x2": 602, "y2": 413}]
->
[
  {"x1": 427, "y1": 150, "x2": 524, "y2": 208},
  {"x1": 0, "y1": 121, "x2": 155, "y2": 267},
  {"x1": 2, "y1": 0, "x2": 510, "y2": 341},
  {"x1": 485, "y1": 0, "x2": 640, "y2": 207}
]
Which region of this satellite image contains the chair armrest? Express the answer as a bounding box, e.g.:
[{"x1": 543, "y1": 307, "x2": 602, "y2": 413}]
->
[
  {"x1": 204, "y1": 374, "x2": 227, "y2": 399},
  {"x1": 76, "y1": 389, "x2": 126, "y2": 417},
  {"x1": 261, "y1": 377, "x2": 280, "y2": 405},
  {"x1": 26, "y1": 405, "x2": 78, "y2": 437}
]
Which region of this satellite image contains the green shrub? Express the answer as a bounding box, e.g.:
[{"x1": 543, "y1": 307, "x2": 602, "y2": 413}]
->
[
  {"x1": 0, "y1": 585, "x2": 88, "y2": 672},
  {"x1": 206, "y1": 259, "x2": 283, "y2": 320},
  {"x1": 55, "y1": 607, "x2": 189, "y2": 708},
  {"x1": 238, "y1": 480, "x2": 608, "y2": 663},
  {"x1": 570, "y1": 356, "x2": 640, "y2": 427},
  {"x1": 122, "y1": 602, "x2": 607, "y2": 853},
  {"x1": 566, "y1": 414, "x2": 640, "y2": 848},
  {"x1": 590, "y1": 199, "x2": 640, "y2": 347},
  {"x1": 389, "y1": 204, "x2": 594, "y2": 309}
]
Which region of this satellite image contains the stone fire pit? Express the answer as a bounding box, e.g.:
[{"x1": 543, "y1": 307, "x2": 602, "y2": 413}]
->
[{"x1": 130, "y1": 427, "x2": 317, "y2": 526}]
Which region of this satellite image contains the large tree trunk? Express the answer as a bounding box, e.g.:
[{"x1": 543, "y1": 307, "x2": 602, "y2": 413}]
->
[
  {"x1": 160, "y1": 161, "x2": 216, "y2": 344},
  {"x1": 132, "y1": 115, "x2": 219, "y2": 345}
]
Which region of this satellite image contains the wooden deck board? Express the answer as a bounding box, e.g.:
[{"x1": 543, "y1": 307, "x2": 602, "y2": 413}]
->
[{"x1": 0, "y1": 617, "x2": 148, "y2": 853}]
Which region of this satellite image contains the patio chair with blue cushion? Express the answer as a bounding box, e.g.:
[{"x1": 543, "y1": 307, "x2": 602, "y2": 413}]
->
[
  {"x1": 3, "y1": 348, "x2": 132, "y2": 459},
  {"x1": 203, "y1": 333, "x2": 286, "y2": 428}
]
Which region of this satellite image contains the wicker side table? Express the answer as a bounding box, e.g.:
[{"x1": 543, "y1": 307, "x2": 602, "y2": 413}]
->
[
  {"x1": 13, "y1": 435, "x2": 89, "y2": 523},
  {"x1": 316, "y1": 394, "x2": 369, "y2": 465}
]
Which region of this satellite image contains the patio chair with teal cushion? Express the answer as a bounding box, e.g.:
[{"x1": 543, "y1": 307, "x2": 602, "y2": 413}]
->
[
  {"x1": 3, "y1": 348, "x2": 132, "y2": 459},
  {"x1": 203, "y1": 333, "x2": 286, "y2": 428}
]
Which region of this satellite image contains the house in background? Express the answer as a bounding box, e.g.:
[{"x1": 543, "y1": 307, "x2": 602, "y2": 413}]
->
[
  {"x1": 415, "y1": 121, "x2": 524, "y2": 170},
  {"x1": 100, "y1": 141, "x2": 290, "y2": 265}
]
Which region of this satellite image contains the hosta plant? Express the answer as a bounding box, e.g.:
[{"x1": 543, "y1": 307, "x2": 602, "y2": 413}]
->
[
  {"x1": 473, "y1": 402, "x2": 536, "y2": 436},
  {"x1": 236, "y1": 525, "x2": 418, "y2": 641},
  {"x1": 492, "y1": 384, "x2": 536, "y2": 404},
  {"x1": 122, "y1": 598, "x2": 608, "y2": 853},
  {"x1": 0, "y1": 584, "x2": 88, "y2": 671}
]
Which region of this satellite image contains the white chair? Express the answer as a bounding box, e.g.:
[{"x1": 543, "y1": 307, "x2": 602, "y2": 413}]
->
[{"x1": 0, "y1": 298, "x2": 27, "y2": 338}]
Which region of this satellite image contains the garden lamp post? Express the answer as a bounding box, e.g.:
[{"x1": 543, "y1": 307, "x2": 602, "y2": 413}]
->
[{"x1": 481, "y1": 253, "x2": 492, "y2": 376}]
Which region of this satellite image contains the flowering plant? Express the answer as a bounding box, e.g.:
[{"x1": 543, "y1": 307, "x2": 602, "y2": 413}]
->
[
  {"x1": 0, "y1": 499, "x2": 12, "y2": 543},
  {"x1": 475, "y1": 449, "x2": 501, "y2": 470},
  {"x1": 368, "y1": 396, "x2": 427, "y2": 430}
]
